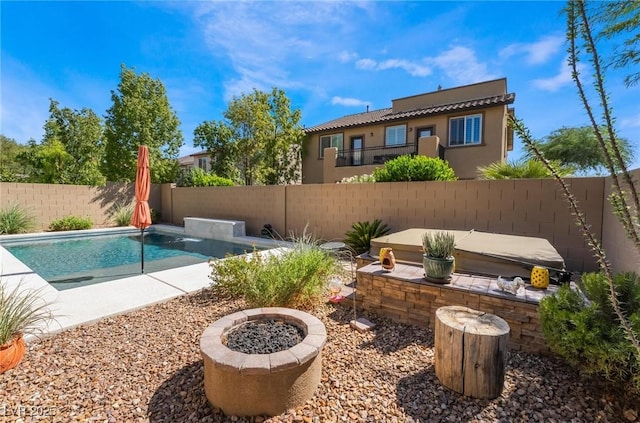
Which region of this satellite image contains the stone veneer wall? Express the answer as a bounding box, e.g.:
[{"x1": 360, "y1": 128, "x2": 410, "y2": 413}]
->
[{"x1": 355, "y1": 259, "x2": 548, "y2": 353}]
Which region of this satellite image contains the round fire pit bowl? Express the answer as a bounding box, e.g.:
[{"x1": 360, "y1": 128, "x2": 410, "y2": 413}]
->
[{"x1": 200, "y1": 307, "x2": 327, "y2": 416}]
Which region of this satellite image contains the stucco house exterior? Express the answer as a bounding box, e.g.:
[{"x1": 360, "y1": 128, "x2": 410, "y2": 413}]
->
[
  {"x1": 302, "y1": 78, "x2": 515, "y2": 183},
  {"x1": 178, "y1": 151, "x2": 211, "y2": 172}
]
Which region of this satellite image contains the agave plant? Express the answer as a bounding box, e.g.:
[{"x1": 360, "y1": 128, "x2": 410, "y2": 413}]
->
[{"x1": 344, "y1": 219, "x2": 391, "y2": 255}]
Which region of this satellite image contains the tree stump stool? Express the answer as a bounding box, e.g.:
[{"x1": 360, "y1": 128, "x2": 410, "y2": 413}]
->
[{"x1": 434, "y1": 305, "x2": 510, "y2": 399}]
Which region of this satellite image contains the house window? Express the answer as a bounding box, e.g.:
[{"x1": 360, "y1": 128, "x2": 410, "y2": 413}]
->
[
  {"x1": 198, "y1": 157, "x2": 207, "y2": 170},
  {"x1": 319, "y1": 133, "x2": 343, "y2": 158},
  {"x1": 385, "y1": 124, "x2": 407, "y2": 146},
  {"x1": 449, "y1": 114, "x2": 482, "y2": 146}
]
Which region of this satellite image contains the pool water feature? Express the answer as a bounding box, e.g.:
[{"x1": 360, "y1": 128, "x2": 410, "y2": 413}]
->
[{"x1": 2, "y1": 231, "x2": 258, "y2": 290}]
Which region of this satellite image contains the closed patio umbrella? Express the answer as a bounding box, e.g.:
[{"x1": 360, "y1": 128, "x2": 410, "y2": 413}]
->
[{"x1": 131, "y1": 145, "x2": 152, "y2": 273}]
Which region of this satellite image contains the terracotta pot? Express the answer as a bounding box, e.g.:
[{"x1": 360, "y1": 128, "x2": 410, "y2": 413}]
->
[
  {"x1": 379, "y1": 248, "x2": 396, "y2": 271},
  {"x1": 0, "y1": 334, "x2": 26, "y2": 373}
]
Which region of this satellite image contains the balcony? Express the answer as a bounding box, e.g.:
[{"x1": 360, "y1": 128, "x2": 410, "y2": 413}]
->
[{"x1": 335, "y1": 143, "x2": 419, "y2": 167}]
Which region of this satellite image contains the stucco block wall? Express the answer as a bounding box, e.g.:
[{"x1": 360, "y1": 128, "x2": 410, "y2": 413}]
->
[
  {"x1": 601, "y1": 169, "x2": 640, "y2": 274},
  {"x1": 169, "y1": 185, "x2": 286, "y2": 237},
  {"x1": 286, "y1": 178, "x2": 604, "y2": 271},
  {"x1": 0, "y1": 182, "x2": 161, "y2": 231}
]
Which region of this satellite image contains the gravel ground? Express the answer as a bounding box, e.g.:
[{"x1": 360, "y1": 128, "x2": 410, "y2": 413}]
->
[{"x1": 1, "y1": 289, "x2": 638, "y2": 423}]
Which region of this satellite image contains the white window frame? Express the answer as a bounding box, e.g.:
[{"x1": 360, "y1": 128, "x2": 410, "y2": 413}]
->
[
  {"x1": 198, "y1": 157, "x2": 207, "y2": 170},
  {"x1": 385, "y1": 124, "x2": 407, "y2": 146},
  {"x1": 319, "y1": 133, "x2": 343, "y2": 158},
  {"x1": 448, "y1": 114, "x2": 482, "y2": 146}
]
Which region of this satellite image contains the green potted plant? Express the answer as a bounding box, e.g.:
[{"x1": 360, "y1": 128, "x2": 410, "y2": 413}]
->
[
  {"x1": 422, "y1": 231, "x2": 456, "y2": 282},
  {"x1": 0, "y1": 281, "x2": 54, "y2": 373}
]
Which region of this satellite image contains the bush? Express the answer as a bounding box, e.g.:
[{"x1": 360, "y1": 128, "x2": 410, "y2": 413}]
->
[
  {"x1": 372, "y1": 155, "x2": 457, "y2": 182},
  {"x1": 0, "y1": 203, "x2": 35, "y2": 234},
  {"x1": 478, "y1": 158, "x2": 573, "y2": 179},
  {"x1": 209, "y1": 238, "x2": 340, "y2": 309},
  {"x1": 49, "y1": 216, "x2": 93, "y2": 231},
  {"x1": 344, "y1": 219, "x2": 391, "y2": 255},
  {"x1": 539, "y1": 271, "x2": 640, "y2": 392},
  {"x1": 112, "y1": 203, "x2": 134, "y2": 226},
  {"x1": 176, "y1": 168, "x2": 234, "y2": 187}
]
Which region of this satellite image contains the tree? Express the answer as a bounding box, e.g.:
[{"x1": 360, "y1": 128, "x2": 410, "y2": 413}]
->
[
  {"x1": 14, "y1": 100, "x2": 105, "y2": 185},
  {"x1": 103, "y1": 65, "x2": 183, "y2": 183},
  {"x1": 193, "y1": 121, "x2": 239, "y2": 182},
  {"x1": 0, "y1": 135, "x2": 27, "y2": 182},
  {"x1": 193, "y1": 87, "x2": 305, "y2": 185},
  {"x1": 533, "y1": 126, "x2": 632, "y2": 174}
]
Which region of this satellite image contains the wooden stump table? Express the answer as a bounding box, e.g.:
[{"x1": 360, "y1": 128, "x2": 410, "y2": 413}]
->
[{"x1": 434, "y1": 305, "x2": 510, "y2": 399}]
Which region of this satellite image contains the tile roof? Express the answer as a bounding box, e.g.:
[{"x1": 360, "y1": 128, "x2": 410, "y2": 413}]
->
[{"x1": 304, "y1": 92, "x2": 515, "y2": 134}]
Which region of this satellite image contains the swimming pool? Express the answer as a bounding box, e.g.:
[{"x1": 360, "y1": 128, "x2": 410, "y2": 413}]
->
[{"x1": 1, "y1": 229, "x2": 258, "y2": 290}]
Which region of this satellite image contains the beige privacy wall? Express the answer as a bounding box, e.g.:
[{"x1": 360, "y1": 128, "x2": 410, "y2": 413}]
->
[
  {"x1": 3, "y1": 174, "x2": 633, "y2": 273},
  {"x1": 164, "y1": 177, "x2": 607, "y2": 272},
  {"x1": 601, "y1": 169, "x2": 640, "y2": 274},
  {"x1": 285, "y1": 178, "x2": 604, "y2": 272},
  {"x1": 0, "y1": 182, "x2": 161, "y2": 231}
]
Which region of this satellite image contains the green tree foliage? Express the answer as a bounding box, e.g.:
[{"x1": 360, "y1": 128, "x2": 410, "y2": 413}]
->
[
  {"x1": 103, "y1": 65, "x2": 183, "y2": 183},
  {"x1": 533, "y1": 126, "x2": 632, "y2": 174},
  {"x1": 194, "y1": 87, "x2": 304, "y2": 185},
  {"x1": 0, "y1": 135, "x2": 27, "y2": 182},
  {"x1": 478, "y1": 158, "x2": 573, "y2": 179},
  {"x1": 12, "y1": 100, "x2": 105, "y2": 185},
  {"x1": 17, "y1": 138, "x2": 72, "y2": 184},
  {"x1": 372, "y1": 155, "x2": 457, "y2": 182},
  {"x1": 595, "y1": 0, "x2": 640, "y2": 87},
  {"x1": 193, "y1": 121, "x2": 239, "y2": 182},
  {"x1": 175, "y1": 168, "x2": 234, "y2": 187}
]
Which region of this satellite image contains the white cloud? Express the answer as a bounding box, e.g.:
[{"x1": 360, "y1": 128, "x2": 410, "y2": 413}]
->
[
  {"x1": 500, "y1": 35, "x2": 564, "y2": 65},
  {"x1": 339, "y1": 50, "x2": 358, "y2": 63},
  {"x1": 331, "y1": 96, "x2": 369, "y2": 107},
  {"x1": 532, "y1": 57, "x2": 575, "y2": 92},
  {"x1": 189, "y1": 2, "x2": 370, "y2": 100},
  {"x1": 431, "y1": 46, "x2": 497, "y2": 85},
  {"x1": 355, "y1": 58, "x2": 431, "y2": 77}
]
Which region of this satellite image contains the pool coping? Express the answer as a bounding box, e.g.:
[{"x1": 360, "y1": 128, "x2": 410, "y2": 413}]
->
[{"x1": 0, "y1": 225, "x2": 290, "y2": 341}]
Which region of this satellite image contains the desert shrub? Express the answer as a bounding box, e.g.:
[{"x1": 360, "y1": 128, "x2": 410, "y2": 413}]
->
[
  {"x1": 49, "y1": 216, "x2": 93, "y2": 231},
  {"x1": 209, "y1": 239, "x2": 340, "y2": 309},
  {"x1": 540, "y1": 271, "x2": 640, "y2": 392},
  {"x1": 344, "y1": 219, "x2": 391, "y2": 255},
  {"x1": 0, "y1": 203, "x2": 35, "y2": 234},
  {"x1": 339, "y1": 174, "x2": 375, "y2": 184},
  {"x1": 176, "y1": 168, "x2": 234, "y2": 187},
  {"x1": 478, "y1": 158, "x2": 573, "y2": 179},
  {"x1": 112, "y1": 203, "x2": 134, "y2": 226},
  {"x1": 373, "y1": 155, "x2": 457, "y2": 182}
]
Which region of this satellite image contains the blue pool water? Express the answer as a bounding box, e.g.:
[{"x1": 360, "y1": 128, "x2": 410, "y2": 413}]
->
[{"x1": 2, "y1": 231, "x2": 257, "y2": 290}]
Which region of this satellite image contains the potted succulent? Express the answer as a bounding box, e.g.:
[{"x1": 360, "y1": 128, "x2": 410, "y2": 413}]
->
[
  {"x1": 0, "y1": 281, "x2": 54, "y2": 373},
  {"x1": 422, "y1": 231, "x2": 456, "y2": 282}
]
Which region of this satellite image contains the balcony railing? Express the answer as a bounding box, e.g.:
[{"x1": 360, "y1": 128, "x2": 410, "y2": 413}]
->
[{"x1": 335, "y1": 143, "x2": 419, "y2": 167}]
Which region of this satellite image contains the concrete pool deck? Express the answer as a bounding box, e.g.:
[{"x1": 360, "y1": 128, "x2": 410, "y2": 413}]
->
[{"x1": 0, "y1": 224, "x2": 288, "y2": 339}]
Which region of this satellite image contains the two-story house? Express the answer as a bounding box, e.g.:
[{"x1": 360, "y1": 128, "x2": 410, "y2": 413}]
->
[
  {"x1": 302, "y1": 78, "x2": 515, "y2": 183},
  {"x1": 178, "y1": 151, "x2": 212, "y2": 172}
]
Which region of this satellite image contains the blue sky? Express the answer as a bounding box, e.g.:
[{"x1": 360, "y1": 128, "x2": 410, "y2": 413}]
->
[{"x1": 1, "y1": 1, "x2": 639, "y2": 169}]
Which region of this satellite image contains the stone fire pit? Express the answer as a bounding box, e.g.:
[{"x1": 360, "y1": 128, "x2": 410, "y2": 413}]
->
[{"x1": 200, "y1": 307, "x2": 327, "y2": 416}]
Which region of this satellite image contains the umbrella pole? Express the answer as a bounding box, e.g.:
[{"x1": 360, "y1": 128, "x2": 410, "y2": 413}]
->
[{"x1": 141, "y1": 228, "x2": 145, "y2": 274}]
